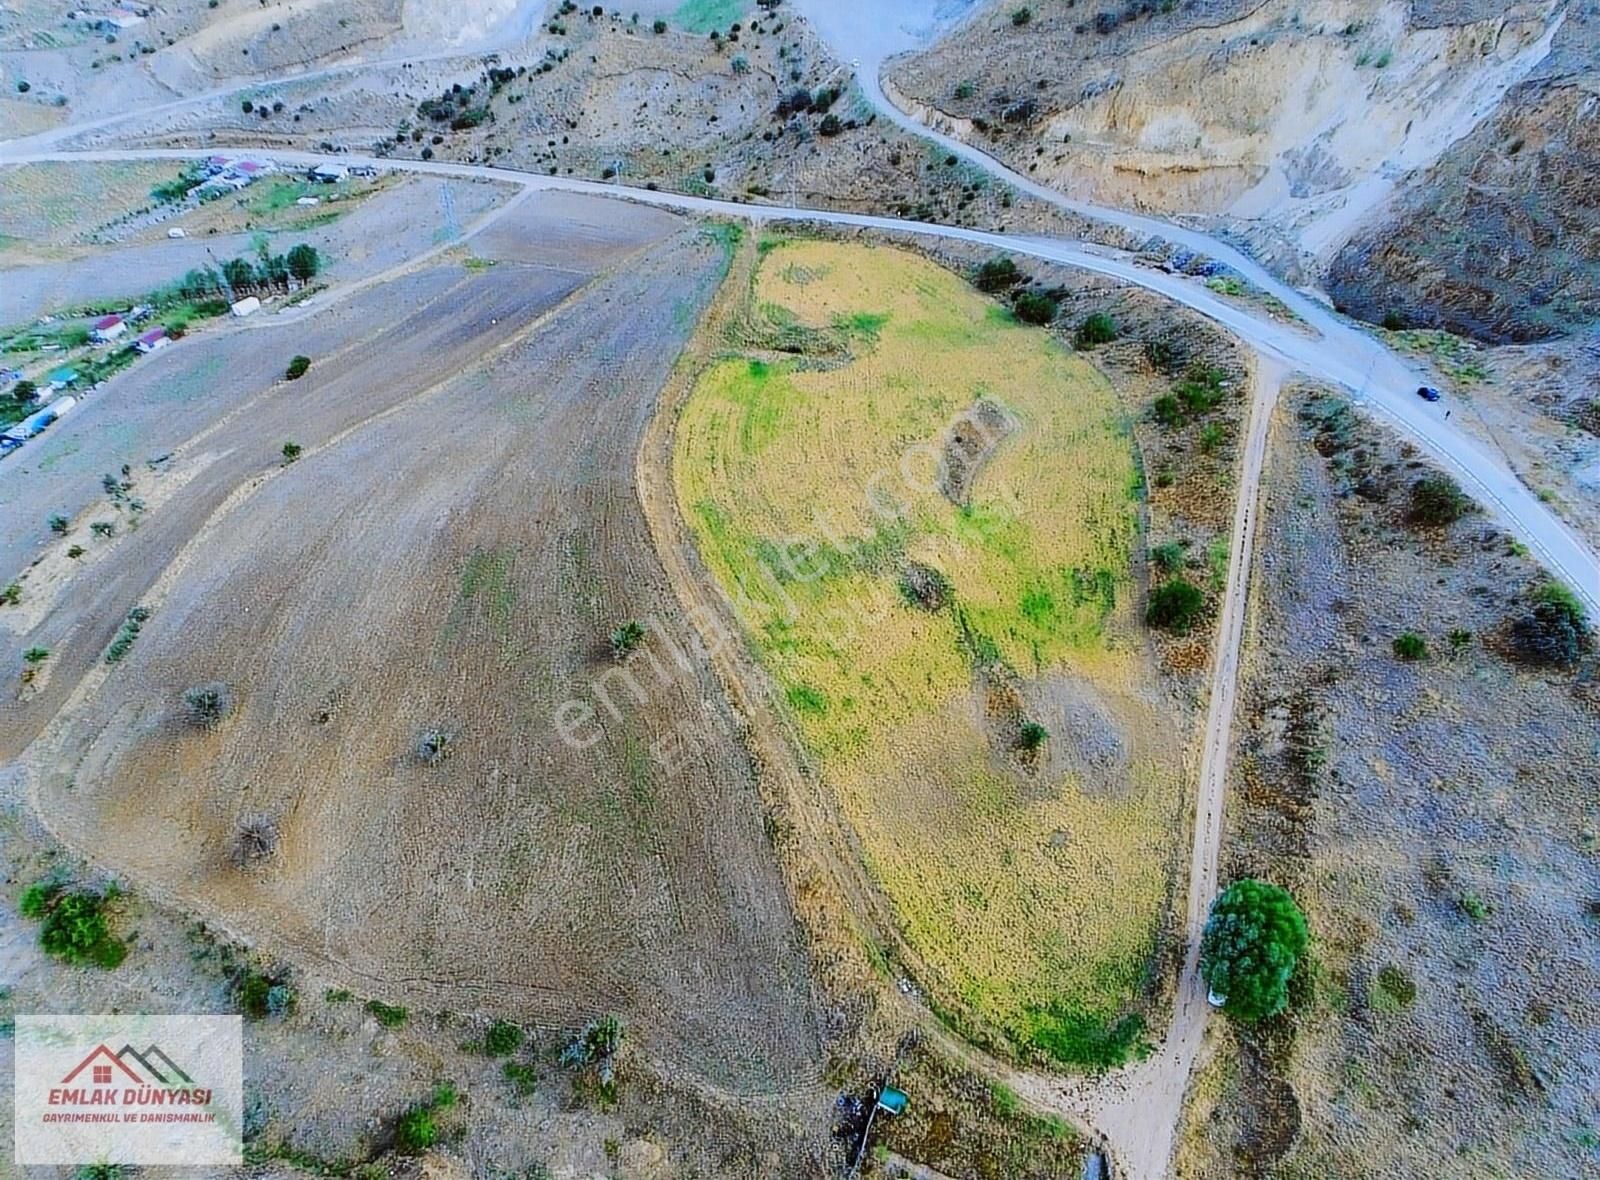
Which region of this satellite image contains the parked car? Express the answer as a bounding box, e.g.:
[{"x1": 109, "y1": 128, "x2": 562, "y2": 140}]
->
[{"x1": 1417, "y1": 385, "x2": 1443, "y2": 402}]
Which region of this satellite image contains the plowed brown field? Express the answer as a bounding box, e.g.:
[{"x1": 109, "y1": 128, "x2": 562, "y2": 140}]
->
[{"x1": 3, "y1": 193, "x2": 821, "y2": 1093}]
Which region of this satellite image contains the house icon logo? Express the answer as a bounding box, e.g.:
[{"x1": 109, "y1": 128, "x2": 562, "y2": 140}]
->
[{"x1": 61, "y1": 1043, "x2": 195, "y2": 1087}]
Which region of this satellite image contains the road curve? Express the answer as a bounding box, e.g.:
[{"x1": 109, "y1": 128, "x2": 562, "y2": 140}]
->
[{"x1": 5, "y1": 143, "x2": 1595, "y2": 616}]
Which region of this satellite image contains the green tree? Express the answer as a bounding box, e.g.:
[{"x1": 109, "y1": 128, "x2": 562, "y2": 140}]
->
[
  {"x1": 285, "y1": 355, "x2": 311, "y2": 380},
  {"x1": 1409, "y1": 474, "x2": 1470, "y2": 526},
  {"x1": 1145, "y1": 578, "x2": 1204, "y2": 633},
  {"x1": 13, "y1": 378, "x2": 37, "y2": 403},
  {"x1": 1074, "y1": 311, "x2": 1118, "y2": 349},
  {"x1": 286, "y1": 243, "x2": 320, "y2": 283},
  {"x1": 1200, "y1": 879, "x2": 1308, "y2": 1021},
  {"x1": 1011, "y1": 290, "x2": 1058, "y2": 325}
]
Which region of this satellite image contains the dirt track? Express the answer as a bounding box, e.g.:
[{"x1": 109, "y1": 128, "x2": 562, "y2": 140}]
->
[{"x1": 9, "y1": 193, "x2": 822, "y2": 1095}]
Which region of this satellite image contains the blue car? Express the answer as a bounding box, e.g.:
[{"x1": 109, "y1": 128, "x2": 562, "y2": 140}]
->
[{"x1": 1417, "y1": 385, "x2": 1442, "y2": 402}]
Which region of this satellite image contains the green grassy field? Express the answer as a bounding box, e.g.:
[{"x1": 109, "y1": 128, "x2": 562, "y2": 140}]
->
[{"x1": 675, "y1": 239, "x2": 1183, "y2": 1068}]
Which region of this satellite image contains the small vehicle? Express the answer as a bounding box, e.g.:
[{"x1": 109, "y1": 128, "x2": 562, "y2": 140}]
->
[{"x1": 1417, "y1": 385, "x2": 1443, "y2": 402}]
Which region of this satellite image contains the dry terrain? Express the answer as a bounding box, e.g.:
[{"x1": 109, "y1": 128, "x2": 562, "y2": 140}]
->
[
  {"x1": 5, "y1": 190, "x2": 822, "y2": 1097},
  {"x1": 1174, "y1": 384, "x2": 1600, "y2": 1178}
]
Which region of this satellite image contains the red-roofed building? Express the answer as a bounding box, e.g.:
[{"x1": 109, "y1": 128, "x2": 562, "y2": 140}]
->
[
  {"x1": 134, "y1": 327, "x2": 169, "y2": 354},
  {"x1": 90, "y1": 314, "x2": 126, "y2": 343}
]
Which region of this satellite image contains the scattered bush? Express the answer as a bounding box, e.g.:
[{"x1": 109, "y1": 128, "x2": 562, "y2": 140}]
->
[
  {"x1": 610, "y1": 619, "x2": 645, "y2": 659},
  {"x1": 104, "y1": 606, "x2": 150, "y2": 663},
  {"x1": 281, "y1": 441, "x2": 302, "y2": 462},
  {"x1": 1150, "y1": 541, "x2": 1184, "y2": 573},
  {"x1": 1510, "y1": 581, "x2": 1591, "y2": 667},
  {"x1": 652, "y1": 18, "x2": 666, "y2": 33},
  {"x1": 1017, "y1": 721, "x2": 1048, "y2": 751},
  {"x1": 395, "y1": 1083, "x2": 456, "y2": 1153},
  {"x1": 1072, "y1": 313, "x2": 1118, "y2": 350},
  {"x1": 90, "y1": 521, "x2": 115, "y2": 538},
  {"x1": 20, "y1": 879, "x2": 127, "y2": 969},
  {"x1": 1011, "y1": 6, "x2": 1033, "y2": 25},
  {"x1": 1408, "y1": 474, "x2": 1470, "y2": 526},
  {"x1": 286, "y1": 244, "x2": 320, "y2": 283},
  {"x1": 184, "y1": 682, "x2": 232, "y2": 727},
  {"x1": 484, "y1": 1019, "x2": 523, "y2": 1056},
  {"x1": 366, "y1": 999, "x2": 409, "y2": 1027},
  {"x1": 416, "y1": 729, "x2": 452, "y2": 765},
  {"x1": 14, "y1": 378, "x2": 38, "y2": 403},
  {"x1": 1011, "y1": 289, "x2": 1058, "y2": 325},
  {"x1": 1145, "y1": 578, "x2": 1204, "y2": 634},
  {"x1": 1143, "y1": 337, "x2": 1188, "y2": 375},
  {"x1": 49, "y1": 513, "x2": 70, "y2": 533},
  {"x1": 285, "y1": 355, "x2": 311, "y2": 380},
  {"x1": 235, "y1": 964, "x2": 296, "y2": 1019},
  {"x1": 1, "y1": 582, "x2": 21, "y2": 605},
  {"x1": 1392, "y1": 631, "x2": 1427, "y2": 661},
  {"x1": 561, "y1": 1014, "x2": 623, "y2": 1101},
  {"x1": 818, "y1": 113, "x2": 843, "y2": 136},
  {"x1": 1200, "y1": 878, "x2": 1308, "y2": 1021},
  {"x1": 975, "y1": 256, "x2": 1024, "y2": 293},
  {"x1": 67, "y1": 545, "x2": 85, "y2": 559},
  {"x1": 23, "y1": 646, "x2": 50, "y2": 664},
  {"x1": 1373, "y1": 963, "x2": 1417, "y2": 1010}
]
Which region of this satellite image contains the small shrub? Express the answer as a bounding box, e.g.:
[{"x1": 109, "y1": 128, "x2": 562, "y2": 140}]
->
[
  {"x1": 1017, "y1": 721, "x2": 1047, "y2": 751},
  {"x1": 285, "y1": 355, "x2": 311, "y2": 380},
  {"x1": 281, "y1": 441, "x2": 302, "y2": 462},
  {"x1": 1146, "y1": 578, "x2": 1204, "y2": 634},
  {"x1": 954, "y1": 80, "x2": 976, "y2": 100},
  {"x1": 1150, "y1": 541, "x2": 1185, "y2": 573},
  {"x1": 235, "y1": 965, "x2": 295, "y2": 1019},
  {"x1": 1510, "y1": 583, "x2": 1590, "y2": 666},
  {"x1": 1011, "y1": 6, "x2": 1032, "y2": 25},
  {"x1": 184, "y1": 682, "x2": 232, "y2": 727},
  {"x1": 1143, "y1": 337, "x2": 1187, "y2": 375},
  {"x1": 1, "y1": 582, "x2": 20, "y2": 605},
  {"x1": 21, "y1": 880, "x2": 127, "y2": 969},
  {"x1": 90, "y1": 521, "x2": 115, "y2": 538},
  {"x1": 366, "y1": 999, "x2": 409, "y2": 1027},
  {"x1": 49, "y1": 514, "x2": 70, "y2": 534},
  {"x1": 416, "y1": 729, "x2": 452, "y2": 765},
  {"x1": 1408, "y1": 474, "x2": 1470, "y2": 526},
  {"x1": 23, "y1": 646, "x2": 50, "y2": 664},
  {"x1": 1073, "y1": 312, "x2": 1118, "y2": 350},
  {"x1": 1011, "y1": 289, "x2": 1058, "y2": 325},
  {"x1": 562, "y1": 1014, "x2": 623, "y2": 1101},
  {"x1": 818, "y1": 113, "x2": 843, "y2": 136},
  {"x1": 652, "y1": 18, "x2": 666, "y2": 33},
  {"x1": 484, "y1": 1019, "x2": 523, "y2": 1056},
  {"x1": 1373, "y1": 964, "x2": 1417, "y2": 1009},
  {"x1": 67, "y1": 545, "x2": 85, "y2": 559},
  {"x1": 975, "y1": 256, "x2": 1023, "y2": 293},
  {"x1": 610, "y1": 619, "x2": 645, "y2": 659},
  {"x1": 1382, "y1": 310, "x2": 1405, "y2": 331},
  {"x1": 1459, "y1": 890, "x2": 1491, "y2": 921},
  {"x1": 1392, "y1": 632, "x2": 1427, "y2": 660}
]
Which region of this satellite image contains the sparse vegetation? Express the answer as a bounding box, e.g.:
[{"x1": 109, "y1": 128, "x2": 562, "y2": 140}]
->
[
  {"x1": 23, "y1": 646, "x2": 50, "y2": 663},
  {"x1": 561, "y1": 1014, "x2": 623, "y2": 1101},
  {"x1": 184, "y1": 682, "x2": 232, "y2": 727},
  {"x1": 1392, "y1": 631, "x2": 1428, "y2": 661},
  {"x1": 1509, "y1": 581, "x2": 1591, "y2": 667},
  {"x1": 1408, "y1": 474, "x2": 1470, "y2": 526},
  {"x1": 1073, "y1": 312, "x2": 1118, "y2": 350},
  {"x1": 105, "y1": 605, "x2": 151, "y2": 663},
  {"x1": 1011, "y1": 289, "x2": 1058, "y2": 325},
  {"x1": 285, "y1": 355, "x2": 311, "y2": 380},
  {"x1": 19, "y1": 879, "x2": 128, "y2": 969},
  {"x1": 366, "y1": 999, "x2": 409, "y2": 1027},
  {"x1": 975, "y1": 255, "x2": 1024, "y2": 293},
  {"x1": 483, "y1": 1019, "x2": 524, "y2": 1056},
  {"x1": 395, "y1": 1082, "x2": 457, "y2": 1153},
  {"x1": 610, "y1": 619, "x2": 645, "y2": 658},
  {"x1": 1146, "y1": 578, "x2": 1204, "y2": 633},
  {"x1": 1200, "y1": 878, "x2": 1309, "y2": 1021}
]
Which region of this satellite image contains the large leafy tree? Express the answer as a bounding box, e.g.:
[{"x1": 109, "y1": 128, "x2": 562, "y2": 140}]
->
[{"x1": 1200, "y1": 878, "x2": 1308, "y2": 1021}]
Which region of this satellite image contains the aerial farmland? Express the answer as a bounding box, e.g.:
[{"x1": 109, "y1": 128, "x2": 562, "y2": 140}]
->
[{"x1": 0, "y1": 2, "x2": 1596, "y2": 1179}]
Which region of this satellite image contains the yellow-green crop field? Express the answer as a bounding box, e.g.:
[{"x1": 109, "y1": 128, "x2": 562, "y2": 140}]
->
[{"x1": 675, "y1": 239, "x2": 1186, "y2": 1069}]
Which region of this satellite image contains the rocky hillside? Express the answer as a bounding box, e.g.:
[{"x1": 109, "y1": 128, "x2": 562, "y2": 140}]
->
[
  {"x1": 890, "y1": 0, "x2": 1597, "y2": 342},
  {"x1": 1327, "y1": 5, "x2": 1600, "y2": 342}
]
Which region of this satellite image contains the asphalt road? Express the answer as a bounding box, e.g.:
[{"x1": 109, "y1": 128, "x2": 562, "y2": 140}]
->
[{"x1": 5, "y1": 141, "x2": 1595, "y2": 617}]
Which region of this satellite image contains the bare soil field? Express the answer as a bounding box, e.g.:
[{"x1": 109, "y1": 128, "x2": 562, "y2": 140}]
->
[
  {"x1": 673, "y1": 235, "x2": 1192, "y2": 1072},
  {"x1": 1174, "y1": 384, "x2": 1600, "y2": 1178},
  {"x1": 0, "y1": 164, "x2": 511, "y2": 322},
  {"x1": 6, "y1": 193, "x2": 826, "y2": 1098}
]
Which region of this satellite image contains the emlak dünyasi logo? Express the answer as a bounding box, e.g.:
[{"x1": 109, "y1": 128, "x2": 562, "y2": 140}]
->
[{"x1": 15, "y1": 1015, "x2": 242, "y2": 1165}]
